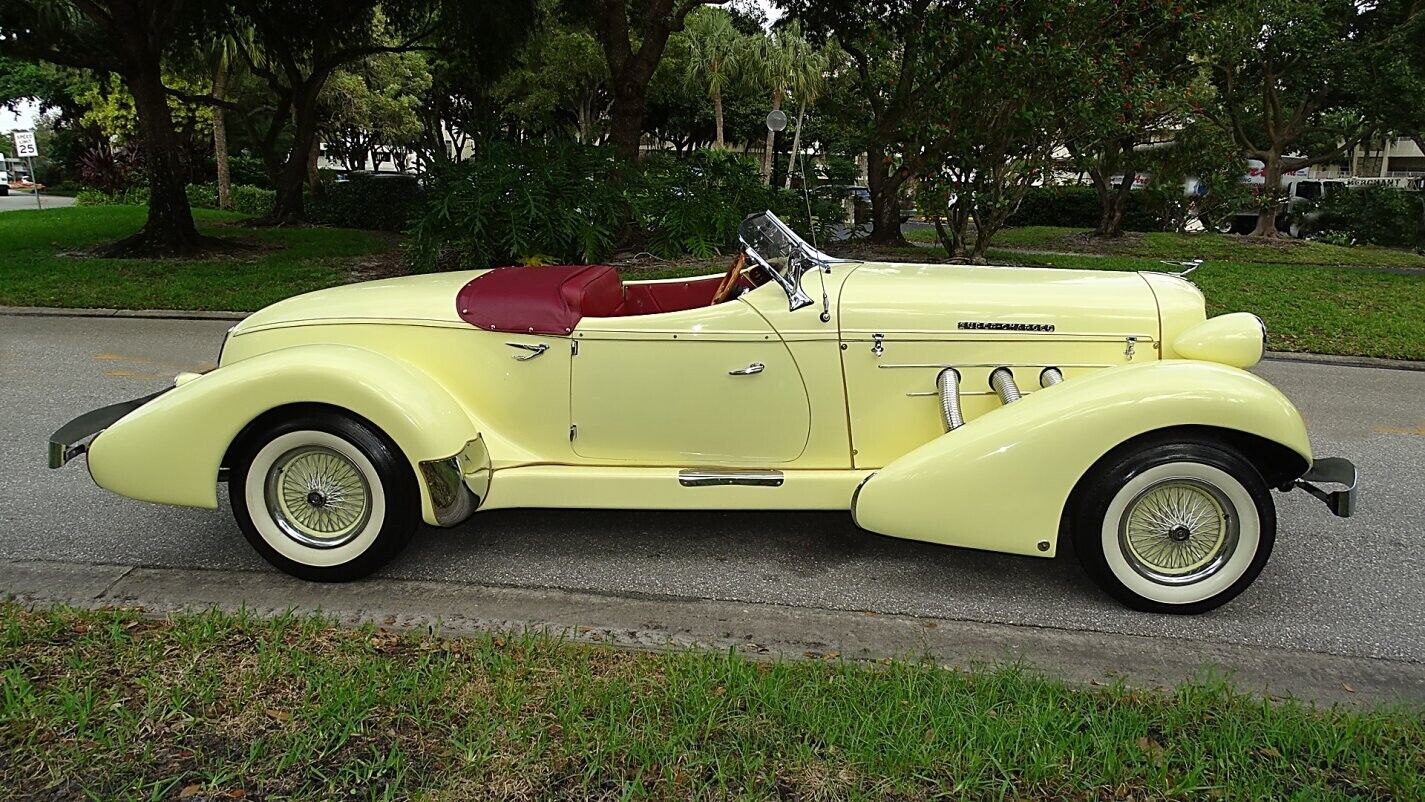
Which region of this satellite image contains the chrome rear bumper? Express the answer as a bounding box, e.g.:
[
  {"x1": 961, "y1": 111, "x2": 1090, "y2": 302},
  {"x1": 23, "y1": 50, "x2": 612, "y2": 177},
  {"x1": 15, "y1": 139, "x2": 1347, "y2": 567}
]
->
[
  {"x1": 1292, "y1": 456, "x2": 1357, "y2": 518},
  {"x1": 48, "y1": 390, "x2": 167, "y2": 469}
]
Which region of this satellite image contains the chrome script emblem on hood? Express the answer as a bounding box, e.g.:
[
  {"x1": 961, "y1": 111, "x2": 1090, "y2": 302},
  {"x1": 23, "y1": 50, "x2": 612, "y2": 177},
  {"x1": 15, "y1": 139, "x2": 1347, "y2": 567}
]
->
[{"x1": 958, "y1": 321, "x2": 1056, "y2": 332}]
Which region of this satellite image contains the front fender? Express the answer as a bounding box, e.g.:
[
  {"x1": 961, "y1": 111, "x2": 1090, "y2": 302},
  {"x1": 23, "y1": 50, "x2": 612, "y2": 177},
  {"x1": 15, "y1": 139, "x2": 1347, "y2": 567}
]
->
[
  {"x1": 852, "y1": 360, "x2": 1311, "y2": 557},
  {"x1": 87, "y1": 344, "x2": 480, "y2": 524}
]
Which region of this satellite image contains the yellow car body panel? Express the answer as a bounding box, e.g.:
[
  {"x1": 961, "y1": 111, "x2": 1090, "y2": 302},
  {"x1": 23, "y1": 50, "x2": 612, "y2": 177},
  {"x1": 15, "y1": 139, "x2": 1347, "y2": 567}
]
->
[
  {"x1": 834, "y1": 261, "x2": 1161, "y2": 467},
  {"x1": 851, "y1": 360, "x2": 1312, "y2": 557},
  {"x1": 63, "y1": 223, "x2": 1330, "y2": 553},
  {"x1": 570, "y1": 289, "x2": 814, "y2": 465},
  {"x1": 87, "y1": 343, "x2": 480, "y2": 523}
]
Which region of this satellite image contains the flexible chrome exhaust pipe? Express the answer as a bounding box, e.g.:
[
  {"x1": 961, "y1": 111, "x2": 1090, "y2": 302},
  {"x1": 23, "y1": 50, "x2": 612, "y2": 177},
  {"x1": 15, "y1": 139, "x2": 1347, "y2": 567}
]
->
[
  {"x1": 1040, "y1": 366, "x2": 1063, "y2": 387},
  {"x1": 936, "y1": 368, "x2": 964, "y2": 431},
  {"x1": 989, "y1": 367, "x2": 1021, "y2": 404}
]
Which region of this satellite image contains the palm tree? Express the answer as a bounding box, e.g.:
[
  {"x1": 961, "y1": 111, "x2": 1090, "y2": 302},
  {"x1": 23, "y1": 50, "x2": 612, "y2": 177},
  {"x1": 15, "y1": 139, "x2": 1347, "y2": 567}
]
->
[
  {"x1": 199, "y1": 30, "x2": 253, "y2": 210},
  {"x1": 682, "y1": 8, "x2": 743, "y2": 149},
  {"x1": 748, "y1": 21, "x2": 826, "y2": 186},
  {"x1": 780, "y1": 27, "x2": 829, "y2": 190}
]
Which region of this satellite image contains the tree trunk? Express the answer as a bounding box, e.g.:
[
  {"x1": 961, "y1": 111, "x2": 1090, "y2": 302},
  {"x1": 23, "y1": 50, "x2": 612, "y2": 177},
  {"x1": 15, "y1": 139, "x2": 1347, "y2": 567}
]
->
[
  {"x1": 713, "y1": 90, "x2": 725, "y2": 150},
  {"x1": 307, "y1": 137, "x2": 321, "y2": 197},
  {"x1": 609, "y1": 85, "x2": 645, "y2": 161},
  {"x1": 761, "y1": 88, "x2": 782, "y2": 184},
  {"x1": 1094, "y1": 171, "x2": 1134, "y2": 237},
  {"x1": 1251, "y1": 153, "x2": 1284, "y2": 238},
  {"x1": 107, "y1": 59, "x2": 207, "y2": 256},
  {"x1": 970, "y1": 219, "x2": 997, "y2": 263},
  {"x1": 865, "y1": 142, "x2": 906, "y2": 244},
  {"x1": 783, "y1": 102, "x2": 806, "y2": 190},
  {"x1": 212, "y1": 62, "x2": 232, "y2": 211},
  {"x1": 264, "y1": 83, "x2": 321, "y2": 225},
  {"x1": 578, "y1": 92, "x2": 594, "y2": 145}
]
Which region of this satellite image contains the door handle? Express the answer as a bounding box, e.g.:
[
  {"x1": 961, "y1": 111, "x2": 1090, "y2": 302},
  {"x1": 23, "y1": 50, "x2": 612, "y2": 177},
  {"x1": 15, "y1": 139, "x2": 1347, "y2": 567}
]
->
[
  {"x1": 728, "y1": 362, "x2": 765, "y2": 375},
  {"x1": 506, "y1": 342, "x2": 549, "y2": 361}
]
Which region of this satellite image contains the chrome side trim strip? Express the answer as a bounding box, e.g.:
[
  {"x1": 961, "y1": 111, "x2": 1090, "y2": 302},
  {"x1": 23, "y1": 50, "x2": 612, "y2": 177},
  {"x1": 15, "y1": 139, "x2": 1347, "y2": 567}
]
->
[
  {"x1": 678, "y1": 469, "x2": 785, "y2": 487},
  {"x1": 878, "y1": 361, "x2": 1117, "y2": 370}
]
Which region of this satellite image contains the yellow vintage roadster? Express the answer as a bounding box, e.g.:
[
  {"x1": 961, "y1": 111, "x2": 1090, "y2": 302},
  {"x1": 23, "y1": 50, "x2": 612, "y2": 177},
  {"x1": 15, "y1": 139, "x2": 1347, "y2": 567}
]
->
[{"x1": 50, "y1": 212, "x2": 1356, "y2": 613}]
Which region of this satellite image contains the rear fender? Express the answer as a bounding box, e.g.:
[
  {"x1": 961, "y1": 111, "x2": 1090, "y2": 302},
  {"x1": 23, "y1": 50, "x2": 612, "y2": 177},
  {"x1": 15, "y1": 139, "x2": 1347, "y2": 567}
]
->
[
  {"x1": 851, "y1": 360, "x2": 1311, "y2": 557},
  {"x1": 86, "y1": 344, "x2": 480, "y2": 525}
]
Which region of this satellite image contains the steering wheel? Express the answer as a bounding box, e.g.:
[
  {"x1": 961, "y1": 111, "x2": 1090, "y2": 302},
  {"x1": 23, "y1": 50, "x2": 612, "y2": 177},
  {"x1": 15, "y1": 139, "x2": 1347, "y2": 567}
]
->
[{"x1": 711, "y1": 252, "x2": 747, "y2": 305}]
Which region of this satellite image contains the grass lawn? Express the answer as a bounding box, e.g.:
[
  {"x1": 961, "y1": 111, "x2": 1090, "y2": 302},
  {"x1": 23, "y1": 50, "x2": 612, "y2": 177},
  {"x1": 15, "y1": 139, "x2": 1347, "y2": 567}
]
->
[
  {"x1": 904, "y1": 224, "x2": 1425, "y2": 269},
  {"x1": 2, "y1": 604, "x2": 1421, "y2": 800},
  {"x1": 981, "y1": 250, "x2": 1425, "y2": 360},
  {"x1": 0, "y1": 205, "x2": 401, "y2": 311}
]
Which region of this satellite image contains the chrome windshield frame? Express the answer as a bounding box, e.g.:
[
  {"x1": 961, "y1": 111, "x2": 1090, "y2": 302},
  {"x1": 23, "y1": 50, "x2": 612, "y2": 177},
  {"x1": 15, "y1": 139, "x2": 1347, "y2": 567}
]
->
[{"x1": 737, "y1": 211, "x2": 854, "y2": 313}]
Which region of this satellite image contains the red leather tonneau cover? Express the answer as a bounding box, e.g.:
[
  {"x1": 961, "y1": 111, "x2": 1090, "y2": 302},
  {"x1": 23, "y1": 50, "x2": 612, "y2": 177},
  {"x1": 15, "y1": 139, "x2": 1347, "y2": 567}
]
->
[{"x1": 455, "y1": 265, "x2": 624, "y2": 334}]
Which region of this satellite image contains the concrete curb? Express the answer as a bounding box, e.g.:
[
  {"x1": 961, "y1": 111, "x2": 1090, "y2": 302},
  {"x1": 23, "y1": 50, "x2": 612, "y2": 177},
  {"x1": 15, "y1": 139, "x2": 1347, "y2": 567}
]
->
[
  {"x1": 0, "y1": 305, "x2": 248, "y2": 321},
  {"x1": 3, "y1": 559, "x2": 1421, "y2": 708},
  {"x1": 1264, "y1": 350, "x2": 1425, "y2": 372}
]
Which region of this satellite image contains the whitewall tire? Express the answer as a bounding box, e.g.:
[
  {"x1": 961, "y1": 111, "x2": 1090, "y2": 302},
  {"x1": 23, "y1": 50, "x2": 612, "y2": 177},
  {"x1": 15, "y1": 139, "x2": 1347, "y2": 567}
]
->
[
  {"x1": 230, "y1": 411, "x2": 419, "y2": 582},
  {"x1": 1073, "y1": 438, "x2": 1275, "y2": 614}
]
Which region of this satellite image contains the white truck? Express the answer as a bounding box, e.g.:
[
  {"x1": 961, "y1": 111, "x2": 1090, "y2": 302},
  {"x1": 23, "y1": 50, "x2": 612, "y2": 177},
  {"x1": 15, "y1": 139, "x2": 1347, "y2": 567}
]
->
[
  {"x1": 0, "y1": 152, "x2": 10, "y2": 196},
  {"x1": 1217, "y1": 161, "x2": 1347, "y2": 237}
]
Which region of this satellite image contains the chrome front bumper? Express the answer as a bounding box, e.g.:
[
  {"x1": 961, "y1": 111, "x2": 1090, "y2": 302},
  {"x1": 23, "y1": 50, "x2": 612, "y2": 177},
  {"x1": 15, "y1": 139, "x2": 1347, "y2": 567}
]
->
[
  {"x1": 1293, "y1": 456, "x2": 1358, "y2": 518},
  {"x1": 48, "y1": 390, "x2": 166, "y2": 469}
]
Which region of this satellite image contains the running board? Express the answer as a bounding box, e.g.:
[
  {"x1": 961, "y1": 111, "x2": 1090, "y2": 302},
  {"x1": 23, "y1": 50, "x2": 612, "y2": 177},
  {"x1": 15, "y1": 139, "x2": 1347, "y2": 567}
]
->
[{"x1": 678, "y1": 469, "x2": 785, "y2": 487}]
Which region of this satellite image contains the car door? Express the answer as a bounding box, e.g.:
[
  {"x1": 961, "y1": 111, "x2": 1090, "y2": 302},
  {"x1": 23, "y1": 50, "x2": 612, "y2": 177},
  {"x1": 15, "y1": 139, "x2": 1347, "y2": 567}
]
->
[{"x1": 569, "y1": 299, "x2": 811, "y2": 465}]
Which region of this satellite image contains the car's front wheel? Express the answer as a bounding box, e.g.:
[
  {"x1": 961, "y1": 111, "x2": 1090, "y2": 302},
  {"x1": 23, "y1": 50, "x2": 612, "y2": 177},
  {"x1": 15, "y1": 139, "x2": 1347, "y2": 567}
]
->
[
  {"x1": 230, "y1": 411, "x2": 419, "y2": 582},
  {"x1": 1072, "y1": 438, "x2": 1275, "y2": 614}
]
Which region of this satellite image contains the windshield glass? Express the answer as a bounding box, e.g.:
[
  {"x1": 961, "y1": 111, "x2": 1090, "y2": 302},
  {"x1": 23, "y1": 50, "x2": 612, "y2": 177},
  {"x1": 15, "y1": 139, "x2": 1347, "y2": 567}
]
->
[{"x1": 738, "y1": 211, "x2": 848, "y2": 312}]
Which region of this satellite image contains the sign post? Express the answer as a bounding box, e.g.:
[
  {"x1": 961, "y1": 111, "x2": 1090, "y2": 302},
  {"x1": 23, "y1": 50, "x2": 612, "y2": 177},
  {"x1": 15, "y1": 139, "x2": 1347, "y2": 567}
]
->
[{"x1": 13, "y1": 130, "x2": 41, "y2": 210}]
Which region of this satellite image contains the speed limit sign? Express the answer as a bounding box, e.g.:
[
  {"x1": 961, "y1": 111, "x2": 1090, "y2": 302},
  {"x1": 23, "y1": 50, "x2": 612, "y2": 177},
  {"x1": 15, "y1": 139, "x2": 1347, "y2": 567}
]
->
[{"x1": 13, "y1": 130, "x2": 38, "y2": 158}]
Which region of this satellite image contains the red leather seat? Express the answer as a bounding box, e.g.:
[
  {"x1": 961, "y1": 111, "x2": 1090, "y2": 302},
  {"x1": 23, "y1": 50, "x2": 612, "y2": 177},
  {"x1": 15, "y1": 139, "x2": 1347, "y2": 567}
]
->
[{"x1": 456, "y1": 265, "x2": 626, "y2": 334}]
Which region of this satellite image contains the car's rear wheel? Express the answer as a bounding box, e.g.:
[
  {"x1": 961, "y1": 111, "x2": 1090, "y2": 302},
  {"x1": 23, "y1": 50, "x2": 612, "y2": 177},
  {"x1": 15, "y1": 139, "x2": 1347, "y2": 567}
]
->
[
  {"x1": 1072, "y1": 438, "x2": 1275, "y2": 614},
  {"x1": 230, "y1": 411, "x2": 418, "y2": 582}
]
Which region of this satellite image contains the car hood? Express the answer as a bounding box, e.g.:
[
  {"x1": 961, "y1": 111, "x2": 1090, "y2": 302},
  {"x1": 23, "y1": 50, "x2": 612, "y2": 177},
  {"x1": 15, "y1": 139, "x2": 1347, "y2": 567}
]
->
[
  {"x1": 838, "y1": 261, "x2": 1160, "y2": 338},
  {"x1": 235, "y1": 270, "x2": 486, "y2": 333}
]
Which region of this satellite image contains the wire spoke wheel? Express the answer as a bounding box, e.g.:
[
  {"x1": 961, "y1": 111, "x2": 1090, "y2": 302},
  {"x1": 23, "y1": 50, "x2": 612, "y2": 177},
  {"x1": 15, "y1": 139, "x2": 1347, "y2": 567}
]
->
[
  {"x1": 264, "y1": 445, "x2": 372, "y2": 549},
  {"x1": 1118, "y1": 476, "x2": 1238, "y2": 586}
]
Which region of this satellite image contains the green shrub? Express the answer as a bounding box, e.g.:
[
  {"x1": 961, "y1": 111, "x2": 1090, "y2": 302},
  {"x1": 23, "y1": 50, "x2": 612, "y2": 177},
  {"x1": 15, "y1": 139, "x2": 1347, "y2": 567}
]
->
[
  {"x1": 185, "y1": 183, "x2": 275, "y2": 217},
  {"x1": 74, "y1": 186, "x2": 149, "y2": 207},
  {"x1": 1010, "y1": 185, "x2": 1159, "y2": 232},
  {"x1": 409, "y1": 141, "x2": 839, "y2": 270},
  {"x1": 74, "y1": 183, "x2": 274, "y2": 218},
  {"x1": 228, "y1": 153, "x2": 271, "y2": 188},
  {"x1": 308, "y1": 172, "x2": 427, "y2": 233},
  {"x1": 1314, "y1": 187, "x2": 1425, "y2": 248},
  {"x1": 231, "y1": 185, "x2": 277, "y2": 217},
  {"x1": 628, "y1": 150, "x2": 835, "y2": 259},
  {"x1": 410, "y1": 142, "x2": 625, "y2": 269}
]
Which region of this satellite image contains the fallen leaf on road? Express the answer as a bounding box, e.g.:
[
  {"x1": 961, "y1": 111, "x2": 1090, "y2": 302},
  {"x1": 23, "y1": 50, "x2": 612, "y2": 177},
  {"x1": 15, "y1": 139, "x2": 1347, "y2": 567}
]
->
[
  {"x1": 1342, "y1": 682, "x2": 1356, "y2": 693},
  {"x1": 179, "y1": 784, "x2": 203, "y2": 799}
]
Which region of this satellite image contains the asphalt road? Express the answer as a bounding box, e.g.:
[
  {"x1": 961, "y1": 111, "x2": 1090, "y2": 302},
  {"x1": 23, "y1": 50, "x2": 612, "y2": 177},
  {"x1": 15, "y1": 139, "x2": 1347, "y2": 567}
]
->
[
  {"x1": 2, "y1": 313, "x2": 1421, "y2": 664},
  {"x1": 0, "y1": 192, "x2": 75, "y2": 212}
]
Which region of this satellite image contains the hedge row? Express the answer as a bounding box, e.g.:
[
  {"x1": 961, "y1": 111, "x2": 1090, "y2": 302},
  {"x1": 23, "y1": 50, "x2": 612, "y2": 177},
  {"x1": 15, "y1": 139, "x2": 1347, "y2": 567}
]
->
[
  {"x1": 308, "y1": 173, "x2": 425, "y2": 233},
  {"x1": 1008, "y1": 185, "x2": 1160, "y2": 232},
  {"x1": 75, "y1": 183, "x2": 275, "y2": 218},
  {"x1": 1312, "y1": 186, "x2": 1425, "y2": 248}
]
